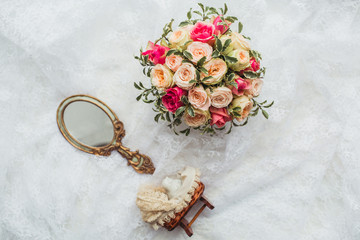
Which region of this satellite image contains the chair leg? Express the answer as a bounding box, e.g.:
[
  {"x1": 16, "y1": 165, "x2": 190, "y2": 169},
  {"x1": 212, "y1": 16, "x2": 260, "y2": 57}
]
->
[
  {"x1": 180, "y1": 218, "x2": 193, "y2": 237},
  {"x1": 200, "y1": 196, "x2": 214, "y2": 210}
]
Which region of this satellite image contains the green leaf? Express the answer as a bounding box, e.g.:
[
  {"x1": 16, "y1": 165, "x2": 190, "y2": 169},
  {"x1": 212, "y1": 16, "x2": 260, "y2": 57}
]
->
[
  {"x1": 143, "y1": 98, "x2": 155, "y2": 103},
  {"x1": 224, "y1": 3, "x2": 228, "y2": 15},
  {"x1": 223, "y1": 39, "x2": 232, "y2": 51},
  {"x1": 238, "y1": 22, "x2": 243, "y2": 33},
  {"x1": 154, "y1": 113, "x2": 161, "y2": 122},
  {"x1": 166, "y1": 49, "x2": 177, "y2": 56},
  {"x1": 212, "y1": 50, "x2": 220, "y2": 58},
  {"x1": 198, "y1": 3, "x2": 205, "y2": 12},
  {"x1": 181, "y1": 95, "x2": 189, "y2": 104},
  {"x1": 187, "y1": 106, "x2": 195, "y2": 117},
  {"x1": 262, "y1": 109, "x2": 269, "y2": 119},
  {"x1": 182, "y1": 59, "x2": 192, "y2": 64},
  {"x1": 195, "y1": 69, "x2": 201, "y2": 80},
  {"x1": 216, "y1": 37, "x2": 222, "y2": 52},
  {"x1": 233, "y1": 112, "x2": 241, "y2": 117},
  {"x1": 134, "y1": 82, "x2": 142, "y2": 90},
  {"x1": 175, "y1": 106, "x2": 186, "y2": 117},
  {"x1": 232, "y1": 107, "x2": 242, "y2": 112},
  {"x1": 174, "y1": 118, "x2": 182, "y2": 126},
  {"x1": 165, "y1": 112, "x2": 171, "y2": 122},
  {"x1": 202, "y1": 76, "x2": 213, "y2": 82},
  {"x1": 243, "y1": 71, "x2": 259, "y2": 79},
  {"x1": 185, "y1": 128, "x2": 190, "y2": 136},
  {"x1": 183, "y1": 50, "x2": 193, "y2": 60},
  {"x1": 209, "y1": 7, "x2": 219, "y2": 15},
  {"x1": 179, "y1": 21, "x2": 191, "y2": 27},
  {"x1": 224, "y1": 56, "x2": 238, "y2": 63},
  {"x1": 136, "y1": 94, "x2": 142, "y2": 101},
  {"x1": 199, "y1": 67, "x2": 208, "y2": 74},
  {"x1": 263, "y1": 101, "x2": 274, "y2": 108},
  {"x1": 189, "y1": 79, "x2": 197, "y2": 84},
  {"x1": 197, "y1": 56, "x2": 206, "y2": 67},
  {"x1": 228, "y1": 73, "x2": 236, "y2": 82},
  {"x1": 193, "y1": 10, "x2": 202, "y2": 16},
  {"x1": 144, "y1": 55, "x2": 149, "y2": 63},
  {"x1": 187, "y1": 9, "x2": 192, "y2": 19},
  {"x1": 225, "y1": 16, "x2": 238, "y2": 23}
]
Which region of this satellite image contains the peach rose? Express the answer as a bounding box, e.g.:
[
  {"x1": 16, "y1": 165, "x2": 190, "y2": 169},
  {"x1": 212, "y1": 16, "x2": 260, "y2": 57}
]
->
[
  {"x1": 210, "y1": 87, "x2": 233, "y2": 108},
  {"x1": 188, "y1": 85, "x2": 211, "y2": 110},
  {"x1": 229, "y1": 95, "x2": 253, "y2": 121},
  {"x1": 173, "y1": 63, "x2": 197, "y2": 90},
  {"x1": 244, "y1": 78, "x2": 264, "y2": 98},
  {"x1": 228, "y1": 49, "x2": 250, "y2": 71},
  {"x1": 165, "y1": 54, "x2": 183, "y2": 72},
  {"x1": 202, "y1": 58, "x2": 227, "y2": 85},
  {"x1": 150, "y1": 64, "x2": 174, "y2": 90},
  {"x1": 186, "y1": 42, "x2": 213, "y2": 64},
  {"x1": 184, "y1": 109, "x2": 210, "y2": 127},
  {"x1": 169, "y1": 27, "x2": 191, "y2": 49}
]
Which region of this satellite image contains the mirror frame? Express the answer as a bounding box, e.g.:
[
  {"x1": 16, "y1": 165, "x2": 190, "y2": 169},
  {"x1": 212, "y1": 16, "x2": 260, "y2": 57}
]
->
[
  {"x1": 57, "y1": 95, "x2": 125, "y2": 156},
  {"x1": 57, "y1": 94, "x2": 155, "y2": 174}
]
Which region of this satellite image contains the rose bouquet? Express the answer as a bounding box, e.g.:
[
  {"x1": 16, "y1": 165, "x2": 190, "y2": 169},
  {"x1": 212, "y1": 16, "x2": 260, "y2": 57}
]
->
[{"x1": 134, "y1": 3, "x2": 273, "y2": 135}]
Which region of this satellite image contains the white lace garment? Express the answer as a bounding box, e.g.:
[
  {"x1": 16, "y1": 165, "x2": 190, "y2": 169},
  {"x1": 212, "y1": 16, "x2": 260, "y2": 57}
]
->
[{"x1": 0, "y1": 0, "x2": 359, "y2": 239}]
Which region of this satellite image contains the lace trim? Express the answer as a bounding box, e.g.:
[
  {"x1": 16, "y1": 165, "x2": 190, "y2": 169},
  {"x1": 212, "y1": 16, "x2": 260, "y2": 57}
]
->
[{"x1": 155, "y1": 169, "x2": 201, "y2": 229}]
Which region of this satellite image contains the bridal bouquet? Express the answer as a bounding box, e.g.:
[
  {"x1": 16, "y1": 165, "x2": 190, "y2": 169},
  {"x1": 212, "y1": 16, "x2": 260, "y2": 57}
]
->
[{"x1": 135, "y1": 3, "x2": 273, "y2": 135}]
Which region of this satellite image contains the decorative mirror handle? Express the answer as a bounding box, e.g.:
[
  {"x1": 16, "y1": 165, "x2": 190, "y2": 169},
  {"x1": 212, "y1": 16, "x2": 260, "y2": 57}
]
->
[{"x1": 117, "y1": 144, "x2": 155, "y2": 174}]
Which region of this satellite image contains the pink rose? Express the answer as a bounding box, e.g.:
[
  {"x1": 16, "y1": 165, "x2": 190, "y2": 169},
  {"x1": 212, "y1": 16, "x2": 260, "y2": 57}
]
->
[
  {"x1": 162, "y1": 87, "x2": 187, "y2": 113},
  {"x1": 249, "y1": 58, "x2": 260, "y2": 72},
  {"x1": 240, "y1": 58, "x2": 260, "y2": 74},
  {"x1": 142, "y1": 41, "x2": 170, "y2": 65},
  {"x1": 209, "y1": 107, "x2": 232, "y2": 128},
  {"x1": 213, "y1": 15, "x2": 231, "y2": 35},
  {"x1": 229, "y1": 77, "x2": 251, "y2": 96},
  {"x1": 190, "y1": 22, "x2": 215, "y2": 45}
]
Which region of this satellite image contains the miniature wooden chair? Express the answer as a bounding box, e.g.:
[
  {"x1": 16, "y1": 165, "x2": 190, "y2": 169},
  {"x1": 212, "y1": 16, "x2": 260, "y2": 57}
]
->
[{"x1": 163, "y1": 182, "x2": 214, "y2": 237}]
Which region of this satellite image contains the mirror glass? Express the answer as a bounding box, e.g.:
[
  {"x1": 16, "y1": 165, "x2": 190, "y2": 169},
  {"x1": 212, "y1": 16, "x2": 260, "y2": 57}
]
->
[{"x1": 63, "y1": 101, "x2": 114, "y2": 147}]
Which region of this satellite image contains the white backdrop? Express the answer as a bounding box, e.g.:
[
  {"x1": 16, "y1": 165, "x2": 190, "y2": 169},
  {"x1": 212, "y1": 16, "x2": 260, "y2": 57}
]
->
[{"x1": 1, "y1": 0, "x2": 360, "y2": 239}]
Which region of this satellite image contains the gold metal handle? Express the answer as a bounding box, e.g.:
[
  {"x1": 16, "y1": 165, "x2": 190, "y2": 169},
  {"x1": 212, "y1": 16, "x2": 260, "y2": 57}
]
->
[{"x1": 117, "y1": 144, "x2": 155, "y2": 174}]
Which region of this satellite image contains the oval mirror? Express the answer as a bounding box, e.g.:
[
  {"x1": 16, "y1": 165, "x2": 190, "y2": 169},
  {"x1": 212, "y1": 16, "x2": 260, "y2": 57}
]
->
[
  {"x1": 57, "y1": 95, "x2": 155, "y2": 174},
  {"x1": 63, "y1": 101, "x2": 114, "y2": 147}
]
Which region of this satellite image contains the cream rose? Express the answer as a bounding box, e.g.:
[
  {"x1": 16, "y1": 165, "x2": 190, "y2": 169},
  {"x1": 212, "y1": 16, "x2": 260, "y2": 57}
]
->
[
  {"x1": 186, "y1": 41, "x2": 213, "y2": 64},
  {"x1": 229, "y1": 95, "x2": 253, "y2": 121},
  {"x1": 184, "y1": 109, "x2": 210, "y2": 127},
  {"x1": 228, "y1": 49, "x2": 250, "y2": 71},
  {"x1": 169, "y1": 27, "x2": 191, "y2": 49},
  {"x1": 221, "y1": 32, "x2": 251, "y2": 54},
  {"x1": 150, "y1": 64, "x2": 174, "y2": 90},
  {"x1": 165, "y1": 54, "x2": 183, "y2": 72},
  {"x1": 202, "y1": 58, "x2": 227, "y2": 85},
  {"x1": 210, "y1": 87, "x2": 233, "y2": 108},
  {"x1": 188, "y1": 85, "x2": 211, "y2": 110},
  {"x1": 244, "y1": 78, "x2": 264, "y2": 98},
  {"x1": 173, "y1": 63, "x2": 196, "y2": 90}
]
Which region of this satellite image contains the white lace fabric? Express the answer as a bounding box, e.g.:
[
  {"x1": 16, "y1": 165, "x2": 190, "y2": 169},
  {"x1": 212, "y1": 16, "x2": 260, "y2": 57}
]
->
[
  {"x1": 0, "y1": 0, "x2": 360, "y2": 239},
  {"x1": 136, "y1": 167, "x2": 201, "y2": 230}
]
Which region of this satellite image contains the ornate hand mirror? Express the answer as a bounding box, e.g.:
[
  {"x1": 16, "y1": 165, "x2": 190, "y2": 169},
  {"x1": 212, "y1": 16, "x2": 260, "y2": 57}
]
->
[{"x1": 56, "y1": 95, "x2": 155, "y2": 174}]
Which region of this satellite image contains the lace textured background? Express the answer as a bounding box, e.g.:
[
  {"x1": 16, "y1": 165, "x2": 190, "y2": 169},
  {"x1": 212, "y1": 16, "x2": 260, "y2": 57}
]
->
[{"x1": 0, "y1": 0, "x2": 359, "y2": 239}]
